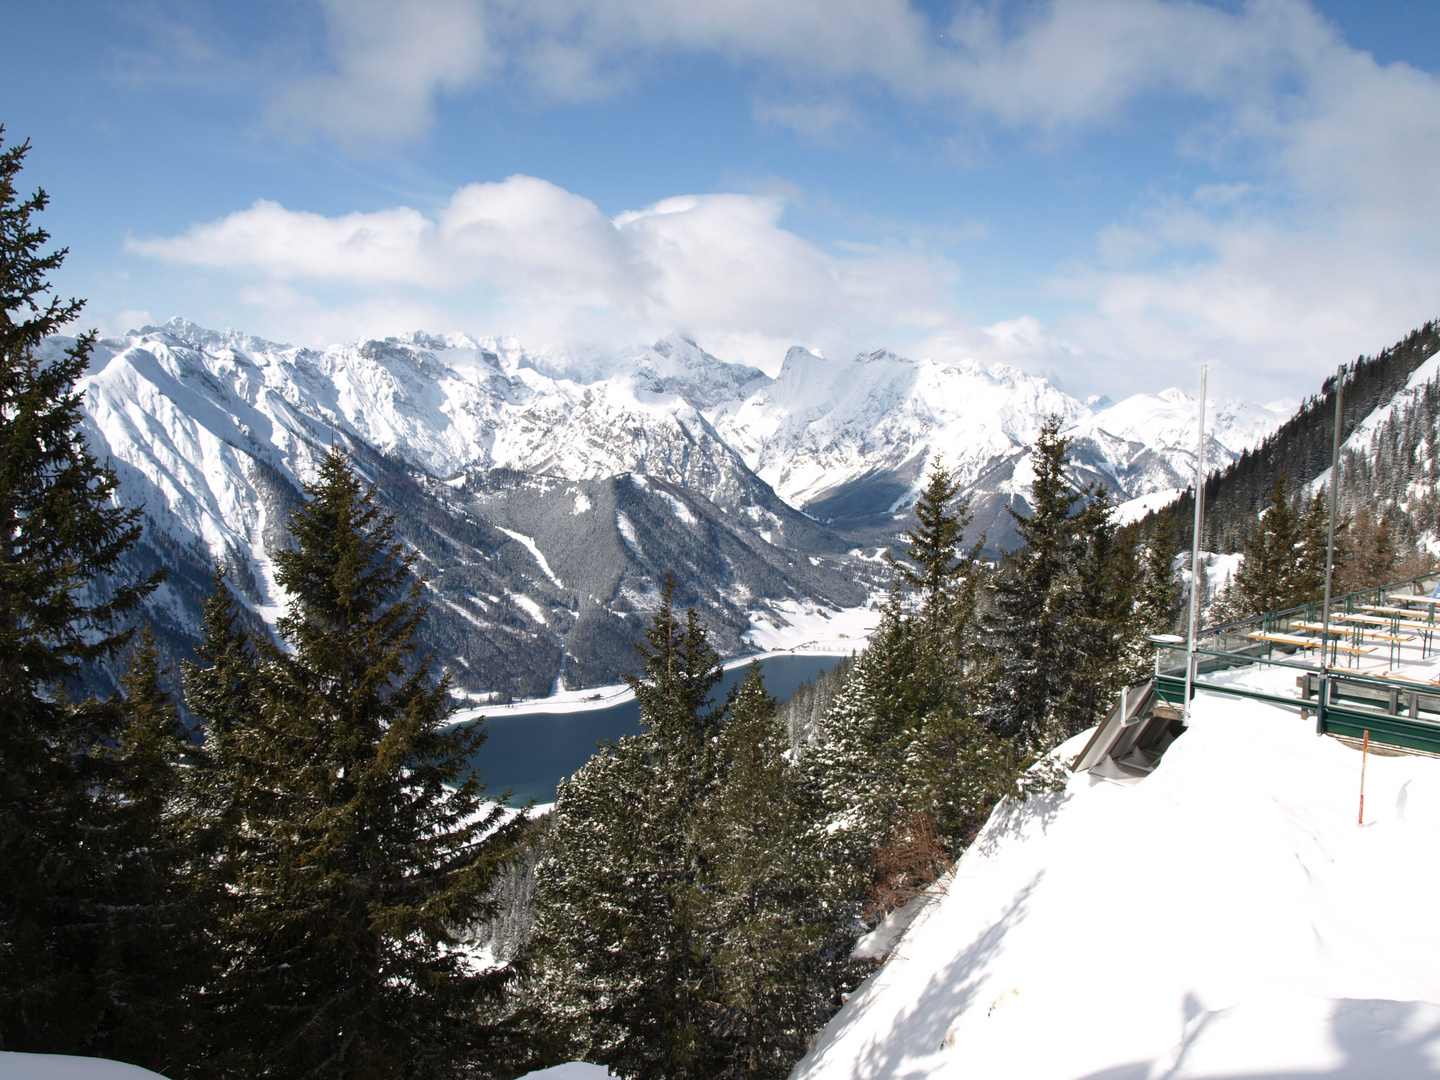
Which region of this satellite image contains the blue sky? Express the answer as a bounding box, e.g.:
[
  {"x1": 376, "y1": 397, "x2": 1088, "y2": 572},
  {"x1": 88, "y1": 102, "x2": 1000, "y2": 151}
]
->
[{"x1": 5, "y1": 0, "x2": 1440, "y2": 403}]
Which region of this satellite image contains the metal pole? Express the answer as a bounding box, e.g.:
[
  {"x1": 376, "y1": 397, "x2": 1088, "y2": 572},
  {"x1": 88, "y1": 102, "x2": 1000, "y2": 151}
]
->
[
  {"x1": 1184, "y1": 365, "x2": 1209, "y2": 725},
  {"x1": 1319, "y1": 364, "x2": 1346, "y2": 731}
]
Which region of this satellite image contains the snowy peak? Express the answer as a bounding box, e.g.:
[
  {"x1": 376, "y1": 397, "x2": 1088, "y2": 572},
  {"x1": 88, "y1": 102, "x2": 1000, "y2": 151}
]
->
[
  {"x1": 712, "y1": 345, "x2": 1091, "y2": 520},
  {"x1": 1089, "y1": 389, "x2": 1290, "y2": 457},
  {"x1": 625, "y1": 333, "x2": 769, "y2": 408}
]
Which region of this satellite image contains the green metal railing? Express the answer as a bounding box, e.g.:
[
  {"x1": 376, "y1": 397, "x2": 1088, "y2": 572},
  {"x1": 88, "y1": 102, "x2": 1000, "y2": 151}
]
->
[{"x1": 1154, "y1": 571, "x2": 1440, "y2": 755}]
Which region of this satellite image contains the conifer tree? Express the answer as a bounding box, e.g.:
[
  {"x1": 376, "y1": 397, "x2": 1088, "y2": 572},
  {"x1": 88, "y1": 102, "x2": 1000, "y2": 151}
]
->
[
  {"x1": 0, "y1": 130, "x2": 163, "y2": 1053},
  {"x1": 984, "y1": 416, "x2": 1087, "y2": 750},
  {"x1": 886, "y1": 463, "x2": 988, "y2": 713},
  {"x1": 1116, "y1": 517, "x2": 1183, "y2": 685},
  {"x1": 1136, "y1": 517, "x2": 1182, "y2": 637},
  {"x1": 805, "y1": 467, "x2": 1008, "y2": 867},
  {"x1": 189, "y1": 451, "x2": 522, "y2": 1080},
  {"x1": 526, "y1": 580, "x2": 727, "y2": 1080},
  {"x1": 1336, "y1": 506, "x2": 1401, "y2": 593},
  {"x1": 1057, "y1": 488, "x2": 1136, "y2": 736},
  {"x1": 701, "y1": 666, "x2": 849, "y2": 1080},
  {"x1": 97, "y1": 629, "x2": 205, "y2": 1073},
  {"x1": 1225, "y1": 474, "x2": 1331, "y2": 618},
  {"x1": 801, "y1": 607, "x2": 931, "y2": 868}
]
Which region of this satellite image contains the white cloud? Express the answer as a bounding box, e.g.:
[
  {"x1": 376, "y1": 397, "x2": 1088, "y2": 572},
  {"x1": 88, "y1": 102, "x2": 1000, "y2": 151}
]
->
[
  {"x1": 1046, "y1": 20, "x2": 1440, "y2": 398},
  {"x1": 269, "y1": 0, "x2": 491, "y2": 146},
  {"x1": 268, "y1": 0, "x2": 1345, "y2": 145},
  {"x1": 130, "y1": 177, "x2": 960, "y2": 372},
  {"x1": 127, "y1": 1, "x2": 1440, "y2": 400}
]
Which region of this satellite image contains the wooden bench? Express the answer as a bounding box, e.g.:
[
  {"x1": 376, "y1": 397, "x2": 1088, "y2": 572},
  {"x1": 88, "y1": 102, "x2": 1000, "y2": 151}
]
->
[
  {"x1": 1246, "y1": 631, "x2": 1318, "y2": 651},
  {"x1": 1292, "y1": 625, "x2": 1377, "y2": 665},
  {"x1": 1379, "y1": 670, "x2": 1440, "y2": 686}
]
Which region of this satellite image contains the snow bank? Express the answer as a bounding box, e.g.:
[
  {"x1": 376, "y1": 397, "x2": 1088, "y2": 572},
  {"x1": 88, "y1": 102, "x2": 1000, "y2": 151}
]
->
[
  {"x1": 517, "y1": 1064, "x2": 610, "y2": 1080},
  {"x1": 792, "y1": 690, "x2": 1440, "y2": 1080},
  {"x1": 0, "y1": 1053, "x2": 170, "y2": 1080}
]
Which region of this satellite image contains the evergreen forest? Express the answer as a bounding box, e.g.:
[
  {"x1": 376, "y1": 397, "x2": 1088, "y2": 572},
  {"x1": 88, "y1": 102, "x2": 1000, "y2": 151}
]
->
[{"x1": 3, "y1": 130, "x2": 1438, "y2": 1080}]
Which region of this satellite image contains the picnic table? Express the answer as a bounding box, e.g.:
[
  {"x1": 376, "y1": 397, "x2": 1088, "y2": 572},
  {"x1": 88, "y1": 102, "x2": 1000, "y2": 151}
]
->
[
  {"x1": 1246, "y1": 631, "x2": 1319, "y2": 657},
  {"x1": 1359, "y1": 605, "x2": 1416, "y2": 616},
  {"x1": 1379, "y1": 669, "x2": 1440, "y2": 687},
  {"x1": 1387, "y1": 594, "x2": 1440, "y2": 625},
  {"x1": 1343, "y1": 609, "x2": 1437, "y2": 656},
  {"x1": 1290, "y1": 621, "x2": 1379, "y2": 666},
  {"x1": 1335, "y1": 612, "x2": 1397, "y2": 627}
]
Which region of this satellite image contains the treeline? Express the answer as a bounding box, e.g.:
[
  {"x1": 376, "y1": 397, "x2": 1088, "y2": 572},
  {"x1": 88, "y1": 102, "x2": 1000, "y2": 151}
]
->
[
  {"x1": 1336, "y1": 366, "x2": 1440, "y2": 563},
  {"x1": 1153, "y1": 320, "x2": 1440, "y2": 553}
]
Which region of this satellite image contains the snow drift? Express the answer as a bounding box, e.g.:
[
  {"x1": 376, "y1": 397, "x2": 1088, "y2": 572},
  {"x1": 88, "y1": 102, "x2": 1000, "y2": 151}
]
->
[{"x1": 792, "y1": 686, "x2": 1440, "y2": 1079}]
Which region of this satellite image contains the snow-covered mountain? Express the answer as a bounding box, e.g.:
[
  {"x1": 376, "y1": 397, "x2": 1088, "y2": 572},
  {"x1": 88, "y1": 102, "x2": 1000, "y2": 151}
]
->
[
  {"x1": 713, "y1": 348, "x2": 1289, "y2": 529},
  {"x1": 794, "y1": 684, "x2": 1440, "y2": 1080},
  {"x1": 61, "y1": 321, "x2": 873, "y2": 700},
  {"x1": 57, "y1": 318, "x2": 1291, "y2": 698}
]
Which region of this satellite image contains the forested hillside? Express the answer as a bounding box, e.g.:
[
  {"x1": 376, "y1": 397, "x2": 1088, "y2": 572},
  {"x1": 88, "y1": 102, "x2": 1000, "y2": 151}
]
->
[{"x1": 1152, "y1": 320, "x2": 1439, "y2": 553}]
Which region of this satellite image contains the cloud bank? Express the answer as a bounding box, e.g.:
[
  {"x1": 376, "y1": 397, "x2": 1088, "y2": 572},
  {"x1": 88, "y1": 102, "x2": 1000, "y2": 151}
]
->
[
  {"x1": 127, "y1": 0, "x2": 1440, "y2": 400},
  {"x1": 130, "y1": 179, "x2": 966, "y2": 375}
]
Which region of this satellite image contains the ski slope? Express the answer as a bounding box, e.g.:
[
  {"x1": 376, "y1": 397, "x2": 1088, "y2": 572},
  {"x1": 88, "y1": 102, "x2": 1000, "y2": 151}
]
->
[{"x1": 793, "y1": 687, "x2": 1440, "y2": 1079}]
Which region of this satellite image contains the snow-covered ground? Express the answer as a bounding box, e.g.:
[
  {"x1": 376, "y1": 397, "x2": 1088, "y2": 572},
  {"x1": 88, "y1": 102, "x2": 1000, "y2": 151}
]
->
[
  {"x1": 0, "y1": 1054, "x2": 170, "y2": 1080},
  {"x1": 517, "y1": 1065, "x2": 610, "y2": 1080},
  {"x1": 1114, "y1": 487, "x2": 1183, "y2": 526},
  {"x1": 793, "y1": 682, "x2": 1440, "y2": 1080},
  {"x1": 459, "y1": 598, "x2": 881, "y2": 720},
  {"x1": 742, "y1": 596, "x2": 884, "y2": 654}
]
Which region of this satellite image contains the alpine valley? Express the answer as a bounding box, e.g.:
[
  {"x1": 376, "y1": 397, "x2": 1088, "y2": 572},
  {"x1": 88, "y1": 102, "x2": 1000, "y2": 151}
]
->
[{"x1": 58, "y1": 319, "x2": 1291, "y2": 700}]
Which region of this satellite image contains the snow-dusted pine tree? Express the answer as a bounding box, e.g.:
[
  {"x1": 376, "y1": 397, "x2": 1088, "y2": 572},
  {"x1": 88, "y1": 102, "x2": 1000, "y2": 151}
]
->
[
  {"x1": 805, "y1": 462, "x2": 1012, "y2": 878},
  {"x1": 185, "y1": 451, "x2": 524, "y2": 1080},
  {"x1": 983, "y1": 415, "x2": 1089, "y2": 750},
  {"x1": 526, "y1": 580, "x2": 727, "y2": 1080},
  {"x1": 701, "y1": 666, "x2": 854, "y2": 1080},
  {"x1": 0, "y1": 130, "x2": 165, "y2": 1056},
  {"x1": 1221, "y1": 474, "x2": 1331, "y2": 620}
]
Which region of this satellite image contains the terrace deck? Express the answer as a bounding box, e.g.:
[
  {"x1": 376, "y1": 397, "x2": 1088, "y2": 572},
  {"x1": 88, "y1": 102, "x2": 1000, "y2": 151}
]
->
[{"x1": 1153, "y1": 573, "x2": 1440, "y2": 755}]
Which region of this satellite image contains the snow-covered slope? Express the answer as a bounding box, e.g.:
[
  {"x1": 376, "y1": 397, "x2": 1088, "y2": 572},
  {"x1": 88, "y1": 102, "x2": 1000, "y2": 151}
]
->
[
  {"x1": 1083, "y1": 388, "x2": 1293, "y2": 499},
  {"x1": 0, "y1": 1053, "x2": 170, "y2": 1080},
  {"x1": 54, "y1": 321, "x2": 875, "y2": 698},
  {"x1": 793, "y1": 685, "x2": 1440, "y2": 1079},
  {"x1": 1309, "y1": 348, "x2": 1440, "y2": 494},
  {"x1": 713, "y1": 350, "x2": 1082, "y2": 519}
]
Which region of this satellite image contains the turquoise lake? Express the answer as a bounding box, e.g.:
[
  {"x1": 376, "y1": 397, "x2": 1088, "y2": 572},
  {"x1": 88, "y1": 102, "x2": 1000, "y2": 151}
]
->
[{"x1": 462, "y1": 653, "x2": 848, "y2": 804}]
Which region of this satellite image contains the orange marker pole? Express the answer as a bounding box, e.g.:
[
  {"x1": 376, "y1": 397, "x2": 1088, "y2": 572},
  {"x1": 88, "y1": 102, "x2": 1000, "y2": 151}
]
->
[{"x1": 1358, "y1": 729, "x2": 1370, "y2": 827}]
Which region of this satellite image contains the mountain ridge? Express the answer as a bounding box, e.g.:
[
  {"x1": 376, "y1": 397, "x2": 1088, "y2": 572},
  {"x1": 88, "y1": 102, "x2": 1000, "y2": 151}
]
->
[{"x1": 59, "y1": 317, "x2": 1290, "y2": 699}]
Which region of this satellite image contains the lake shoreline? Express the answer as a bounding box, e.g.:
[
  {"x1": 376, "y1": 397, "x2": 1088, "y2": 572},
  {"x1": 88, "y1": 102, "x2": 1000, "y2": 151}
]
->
[
  {"x1": 452, "y1": 646, "x2": 860, "y2": 723},
  {"x1": 458, "y1": 652, "x2": 855, "y2": 804}
]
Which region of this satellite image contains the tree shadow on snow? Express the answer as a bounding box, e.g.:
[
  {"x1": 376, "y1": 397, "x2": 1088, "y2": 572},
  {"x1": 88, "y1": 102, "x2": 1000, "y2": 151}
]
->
[
  {"x1": 839, "y1": 871, "x2": 1044, "y2": 1080},
  {"x1": 1075, "y1": 998, "x2": 1440, "y2": 1079},
  {"x1": 968, "y1": 784, "x2": 1072, "y2": 861}
]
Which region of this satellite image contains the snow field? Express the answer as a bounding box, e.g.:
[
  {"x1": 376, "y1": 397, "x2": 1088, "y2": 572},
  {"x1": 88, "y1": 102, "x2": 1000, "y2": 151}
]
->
[
  {"x1": 743, "y1": 597, "x2": 884, "y2": 654},
  {"x1": 793, "y1": 690, "x2": 1440, "y2": 1080},
  {"x1": 0, "y1": 1053, "x2": 171, "y2": 1080}
]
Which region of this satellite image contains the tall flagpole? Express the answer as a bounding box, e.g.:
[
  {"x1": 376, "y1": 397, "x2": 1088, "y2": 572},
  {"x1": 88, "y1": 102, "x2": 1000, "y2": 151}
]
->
[
  {"x1": 1319, "y1": 364, "x2": 1346, "y2": 729},
  {"x1": 1184, "y1": 365, "x2": 1209, "y2": 726}
]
